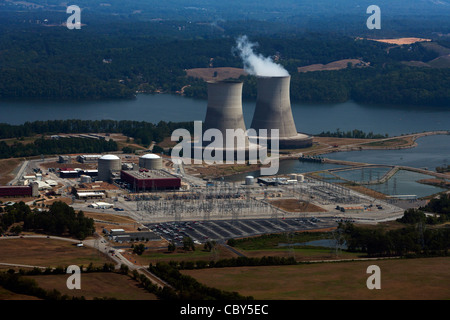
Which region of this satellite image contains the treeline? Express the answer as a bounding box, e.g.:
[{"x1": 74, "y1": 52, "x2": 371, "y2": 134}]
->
[
  {"x1": 0, "y1": 263, "x2": 127, "y2": 300},
  {"x1": 166, "y1": 256, "x2": 298, "y2": 270},
  {"x1": 0, "y1": 137, "x2": 118, "y2": 159},
  {"x1": 317, "y1": 129, "x2": 388, "y2": 139},
  {"x1": 0, "y1": 119, "x2": 194, "y2": 147},
  {"x1": 148, "y1": 262, "x2": 253, "y2": 300},
  {"x1": 186, "y1": 65, "x2": 450, "y2": 106},
  {"x1": 1, "y1": 20, "x2": 449, "y2": 106},
  {"x1": 0, "y1": 271, "x2": 83, "y2": 300},
  {"x1": 341, "y1": 220, "x2": 450, "y2": 257},
  {"x1": 420, "y1": 194, "x2": 450, "y2": 216},
  {"x1": 0, "y1": 201, "x2": 95, "y2": 240}
]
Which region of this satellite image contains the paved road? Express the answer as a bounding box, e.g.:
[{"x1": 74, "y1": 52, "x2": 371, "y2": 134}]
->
[{"x1": 0, "y1": 234, "x2": 168, "y2": 288}]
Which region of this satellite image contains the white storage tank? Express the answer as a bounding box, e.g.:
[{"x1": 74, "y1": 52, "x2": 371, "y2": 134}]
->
[
  {"x1": 139, "y1": 153, "x2": 163, "y2": 170},
  {"x1": 98, "y1": 155, "x2": 121, "y2": 182},
  {"x1": 245, "y1": 176, "x2": 254, "y2": 185},
  {"x1": 290, "y1": 173, "x2": 298, "y2": 180},
  {"x1": 297, "y1": 174, "x2": 304, "y2": 182}
]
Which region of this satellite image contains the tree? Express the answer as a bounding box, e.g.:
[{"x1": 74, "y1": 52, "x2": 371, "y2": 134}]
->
[
  {"x1": 133, "y1": 243, "x2": 146, "y2": 255},
  {"x1": 10, "y1": 225, "x2": 23, "y2": 234},
  {"x1": 152, "y1": 145, "x2": 164, "y2": 154},
  {"x1": 182, "y1": 236, "x2": 195, "y2": 251},
  {"x1": 119, "y1": 264, "x2": 129, "y2": 274},
  {"x1": 168, "y1": 240, "x2": 176, "y2": 252},
  {"x1": 397, "y1": 209, "x2": 427, "y2": 224},
  {"x1": 204, "y1": 240, "x2": 217, "y2": 252}
]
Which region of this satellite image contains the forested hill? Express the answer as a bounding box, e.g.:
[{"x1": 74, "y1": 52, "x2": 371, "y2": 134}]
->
[{"x1": 0, "y1": 12, "x2": 449, "y2": 106}]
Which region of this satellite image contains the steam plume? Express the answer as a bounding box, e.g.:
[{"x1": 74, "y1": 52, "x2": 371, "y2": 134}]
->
[{"x1": 233, "y1": 35, "x2": 289, "y2": 77}]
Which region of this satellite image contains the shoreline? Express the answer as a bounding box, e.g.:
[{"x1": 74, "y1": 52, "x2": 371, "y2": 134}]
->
[{"x1": 192, "y1": 131, "x2": 450, "y2": 180}]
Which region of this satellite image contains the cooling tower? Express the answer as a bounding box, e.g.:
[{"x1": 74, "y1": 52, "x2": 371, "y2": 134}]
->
[
  {"x1": 250, "y1": 75, "x2": 313, "y2": 149},
  {"x1": 203, "y1": 80, "x2": 249, "y2": 150}
]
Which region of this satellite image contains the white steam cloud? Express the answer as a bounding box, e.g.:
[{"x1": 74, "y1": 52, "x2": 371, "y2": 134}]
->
[{"x1": 233, "y1": 35, "x2": 289, "y2": 77}]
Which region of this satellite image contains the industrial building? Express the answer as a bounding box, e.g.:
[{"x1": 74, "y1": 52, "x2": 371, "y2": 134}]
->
[
  {"x1": 106, "y1": 229, "x2": 161, "y2": 242},
  {"x1": 58, "y1": 155, "x2": 72, "y2": 164},
  {"x1": 59, "y1": 169, "x2": 98, "y2": 179},
  {"x1": 0, "y1": 183, "x2": 39, "y2": 197},
  {"x1": 77, "y1": 154, "x2": 102, "y2": 163},
  {"x1": 73, "y1": 181, "x2": 120, "y2": 200},
  {"x1": 120, "y1": 170, "x2": 181, "y2": 192},
  {"x1": 249, "y1": 75, "x2": 313, "y2": 149}
]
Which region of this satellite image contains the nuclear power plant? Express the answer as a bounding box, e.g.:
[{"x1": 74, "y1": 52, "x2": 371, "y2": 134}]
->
[
  {"x1": 199, "y1": 75, "x2": 312, "y2": 155},
  {"x1": 250, "y1": 75, "x2": 313, "y2": 149}
]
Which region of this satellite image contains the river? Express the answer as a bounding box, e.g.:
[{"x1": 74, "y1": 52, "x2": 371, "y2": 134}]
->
[
  {"x1": 1, "y1": 94, "x2": 449, "y2": 136},
  {"x1": 1, "y1": 94, "x2": 449, "y2": 196}
]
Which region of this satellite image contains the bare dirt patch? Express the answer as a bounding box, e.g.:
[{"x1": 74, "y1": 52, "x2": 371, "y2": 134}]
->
[
  {"x1": 368, "y1": 37, "x2": 432, "y2": 45},
  {"x1": 270, "y1": 199, "x2": 327, "y2": 213},
  {"x1": 298, "y1": 59, "x2": 368, "y2": 73},
  {"x1": 343, "y1": 184, "x2": 388, "y2": 200},
  {"x1": 0, "y1": 158, "x2": 22, "y2": 185},
  {"x1": 186, "y1": 67, "x2": 247, "y2": 81},
  {"x1": 185, "y1": 162, "x2": 264, "y2": 179}
]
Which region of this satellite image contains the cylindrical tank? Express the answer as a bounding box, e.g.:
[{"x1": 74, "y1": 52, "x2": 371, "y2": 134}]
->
[
  {"x1": 297, "y1": 174, "x2": 304, "y2": 182},
  {"x1": 80, "y1": 175, "x2": 92, "y2": 184},
  {"x1": 250, "y1": 75, "x2": 298, "y2": 138},
  {"x1": 139, "y1": 154, "x2": 163, "y2": 170},
  {"x1": 290, "y1": 173, "x2": 298, "y2": 180},
  {"x1": 245, "y1": 176, "x2": 254, "y2": 185},
  {"x1": 98, "y1": 154, "x2": 121, "y2": 182},
  {"x1": 30, "y1": 181, "x2": 39, "y2": 197}
]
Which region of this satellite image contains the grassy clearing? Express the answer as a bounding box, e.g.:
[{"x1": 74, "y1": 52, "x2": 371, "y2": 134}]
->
[
  {"x1": 0, "y1": 238, "x2": 112, "y2": 268},
  {"x1": 129, "y1": 244, "x2": 238, "y2": 266},
  {"x1": 230, "y1": 231, "x2": 332, "y2": 251},
  {"x1": 182, "y1": 257, "x2": 450, "y2": 300},
  {"x1": 0, "y1": 158, "x2": 22, "y2": 185},
  {"x1": 26, "y1": 272, "x2": 158, "y2": 300}
]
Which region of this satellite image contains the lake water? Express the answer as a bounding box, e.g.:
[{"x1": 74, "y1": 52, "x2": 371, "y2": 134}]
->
[
  {"x1": 1, "y1": 94, "x2": 448, "y2": 196},
  {"x1": 323, "y1": 135, "x2": 450, "y2": 170},
  {"x1": 1, "y1": 94, "x2": 449, "y2": 136},
  {"x1": 278, "y1": 239, "x2": 348, "y2": 250}
]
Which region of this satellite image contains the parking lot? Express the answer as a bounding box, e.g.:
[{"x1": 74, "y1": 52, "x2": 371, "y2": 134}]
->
[{"x1": 146, "y1": 217, "x2": 338, "y2": 245}]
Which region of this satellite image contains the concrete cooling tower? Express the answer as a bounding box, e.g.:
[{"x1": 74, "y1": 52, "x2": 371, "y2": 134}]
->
[
  {"x1": 250, "y1": 75, "x2": 312, "y2": 149},
  {"x1": 202, "y1": 80, "x2": 250, "y2": 151}
]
